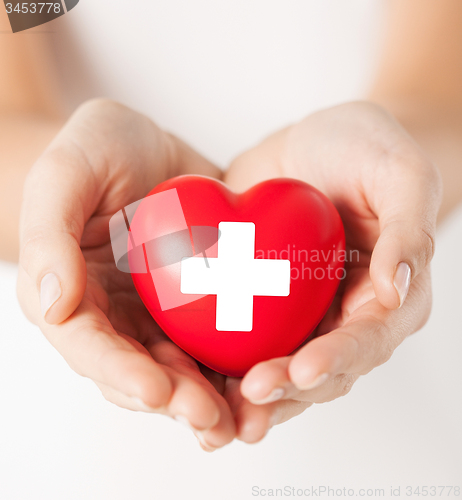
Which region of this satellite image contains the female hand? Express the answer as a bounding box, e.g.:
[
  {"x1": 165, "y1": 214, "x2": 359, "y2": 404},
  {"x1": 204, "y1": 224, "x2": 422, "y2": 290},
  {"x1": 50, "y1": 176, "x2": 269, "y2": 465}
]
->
[
  {"x1": 223, "y1": 101, "x2": 443, "y2": 444},
  {"x1": 17, "y1": 99, "x2": 235, "y2": 451}
]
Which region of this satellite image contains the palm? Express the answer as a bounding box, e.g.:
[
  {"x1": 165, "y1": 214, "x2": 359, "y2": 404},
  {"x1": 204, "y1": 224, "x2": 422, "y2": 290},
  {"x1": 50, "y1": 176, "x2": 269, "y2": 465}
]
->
[
  {"x1": 80, "y1": 235, "x2": 244, "y2": 446},
  {"x1": 83, "y1": 240, "x2": 229, "y2": 394},
  {"x1": 221, "y1": 103, "x2": 436, "y2": 439}
]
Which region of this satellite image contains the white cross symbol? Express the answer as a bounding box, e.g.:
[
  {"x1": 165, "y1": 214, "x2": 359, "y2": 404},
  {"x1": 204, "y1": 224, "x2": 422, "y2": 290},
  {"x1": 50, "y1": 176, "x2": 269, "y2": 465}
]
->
[{"x1": 180, "y1": 222, "x2": 291, "y2": 332}]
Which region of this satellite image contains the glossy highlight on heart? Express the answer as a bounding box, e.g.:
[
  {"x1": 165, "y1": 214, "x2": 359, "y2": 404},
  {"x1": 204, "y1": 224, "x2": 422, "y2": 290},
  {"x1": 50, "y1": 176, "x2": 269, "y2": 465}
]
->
[{"x1": 128, "y1": 175, "x2": 345, "y2": 377}]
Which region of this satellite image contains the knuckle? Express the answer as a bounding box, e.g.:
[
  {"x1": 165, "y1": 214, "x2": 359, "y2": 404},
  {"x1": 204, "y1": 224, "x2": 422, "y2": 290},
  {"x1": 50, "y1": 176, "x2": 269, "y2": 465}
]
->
[
  {"x1": 376, "y1": 337, "x2": 395, "y2": 367},
  {"x1": 276, "y1": 401, "x2": 311, "y2": 424},
  {"x1": 419, "y1": 226, "x2": 436, "y2": 267},
  {"x1": 66, "y1": 321, "x2": 111, "y2": 378},
  {"x1": 19, "y1": 232, "x2": 47, "y2": 274},
  {"x1": 418, "y1": 302, "x2": 432, "y2": 330},
  {"x1": 369, "y1": 318, "x2": 395, "y2": 367},
  {"x1": 409, "y1": 268, "x2": 433, "y2": 331},
  {"x1": 383, "y1": 221, "x2": 436, "y2": 275},
  {"x1": 20, "y1": 226, "x2": 81, "y2": 280},
  {"x1": 315, "y1": 374, "x2": 357, "y2": 403},
  {"x1": 334, "y1": 374, "x2": 355, "y2": 399},
  {"x1": 348, "y1": 314, "x2": 395, "y2": 372},
  {"x1": 426, "y1": 160, "x2": 444, "y2": 203},
  {"x1": 338, "y1": 374, "x2": 356, "y2": 397},
  {"x1": 402, "y1": 224, "x2": 436, "y2": 276}
]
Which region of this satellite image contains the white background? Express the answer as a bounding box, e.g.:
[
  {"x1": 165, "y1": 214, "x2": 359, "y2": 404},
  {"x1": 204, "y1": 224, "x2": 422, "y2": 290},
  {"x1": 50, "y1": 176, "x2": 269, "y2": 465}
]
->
[{"x1": 1, "y1": 1, "x2": 461, "y2": 499}]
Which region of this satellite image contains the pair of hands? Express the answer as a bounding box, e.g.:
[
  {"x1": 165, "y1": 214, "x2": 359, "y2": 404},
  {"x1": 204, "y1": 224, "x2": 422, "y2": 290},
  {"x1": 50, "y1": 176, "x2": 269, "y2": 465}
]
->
[{"x1": 17, "y1": 99, "x2": 442, "y2": 451}]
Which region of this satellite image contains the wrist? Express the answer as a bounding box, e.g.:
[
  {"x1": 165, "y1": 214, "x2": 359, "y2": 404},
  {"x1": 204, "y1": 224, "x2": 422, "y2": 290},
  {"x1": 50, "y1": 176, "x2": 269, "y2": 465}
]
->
[{"x1": 369, "y1": 96, "x2": 462, "y2": 222}]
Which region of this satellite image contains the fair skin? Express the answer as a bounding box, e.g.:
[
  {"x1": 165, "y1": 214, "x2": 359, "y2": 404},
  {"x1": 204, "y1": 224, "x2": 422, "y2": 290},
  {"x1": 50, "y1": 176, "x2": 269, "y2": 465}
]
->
[
  {"x1": 225, "y1": 102, "x2": 439, "y2": 423},
  {"x1": 2, "y1": 1, "x2": 461, "y2": 450}
]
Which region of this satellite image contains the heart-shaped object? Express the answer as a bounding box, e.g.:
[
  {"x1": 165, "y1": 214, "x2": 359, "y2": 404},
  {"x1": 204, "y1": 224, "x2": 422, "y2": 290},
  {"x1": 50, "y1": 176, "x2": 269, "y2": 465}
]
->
[{"x1": 128, "y1": 175, "x2": 345, "y2": 377}]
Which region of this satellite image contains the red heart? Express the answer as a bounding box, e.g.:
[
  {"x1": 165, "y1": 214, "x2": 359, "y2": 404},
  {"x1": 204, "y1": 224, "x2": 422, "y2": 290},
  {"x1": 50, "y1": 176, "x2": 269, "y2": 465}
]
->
[{"x1": 128, "y1": 175, "x2": 345, "y2": 377}]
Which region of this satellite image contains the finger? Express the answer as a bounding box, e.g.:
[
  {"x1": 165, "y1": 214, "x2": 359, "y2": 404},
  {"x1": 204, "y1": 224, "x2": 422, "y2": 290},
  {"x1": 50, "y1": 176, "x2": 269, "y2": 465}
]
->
[
  {"x1": 145, "y1": 340, "x2": 235, "y2": 450},
  {"x1": 95, "y1": 382, "x2": 168, "y2": 413},
  {"x1": 145, "y1": 341, "x2": 221, "y2": 432},
  {"x1": 290, "y1": 373, "x2": 359, "y2": 404},
  {"x1": 241, "y1": 353, "x2": 360, "y2": 406},
  {"x1": 289, "y1": 269, "x2": 431, "y2": 389},
  {"x1": 224, "y1": 378, "x2": 309, "y2": 444},
  {"x1": 368, "y1": 146, "x2": 442, "y2": 309},
  {"x1": 161, "y1": 372, "x2": 221, "y2": 431},
  {"x1": 270, "y1": 399, "x2": 312, "y2": 425},
  {"x1": 234, "y1": 400, "x2": 276, "y2": 444},
  {"x1": 18, "y1": 100, "x2": 221, "y2": 325},
  {"x1": 17, "y1": 99, "x2": 163, "y2": 325},
  {"x1": 96, "y1": 378, "x2": 235, "y2": 453},
  {"x1": 235, "y1": 398, "x2": 311, "y2": 444},
  {"x1": 240, "y1": 357, "x2": 293, "y2": 405},
  {"x1": 289, "y1": 310, "x2": 392, "y2": 389},
  {"x1": 192, "y1": 393, "x2": 236, "y2": 451},
  {"x1": 38, "y1": 296, "x2": 173, "y2": 409},
  {"x1": 18, "y1": 128, "x2": 103, "y2": 324},
  {"x1": 223, "y1": 377, "x2": 270, "y2": 444}
]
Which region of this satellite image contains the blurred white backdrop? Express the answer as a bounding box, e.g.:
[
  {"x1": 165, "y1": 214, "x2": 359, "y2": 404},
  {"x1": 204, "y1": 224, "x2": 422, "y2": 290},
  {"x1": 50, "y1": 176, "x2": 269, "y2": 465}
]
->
[
  {"x1": 1, "y1": 1, "x2": 461, "y2": 499},
  {"x1": 55, "y1": 0, "x2": 383, "y2": 166}
]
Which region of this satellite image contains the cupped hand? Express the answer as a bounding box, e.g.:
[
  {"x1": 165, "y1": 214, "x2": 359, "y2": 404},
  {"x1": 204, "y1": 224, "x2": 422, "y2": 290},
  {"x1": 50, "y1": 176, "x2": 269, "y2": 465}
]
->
[
  {"x1": 224, "y1": 101, "x2": 442, "y2": 443},
  {"x1": 17, "y1": 99, "x2": 235, "y2": 451}
]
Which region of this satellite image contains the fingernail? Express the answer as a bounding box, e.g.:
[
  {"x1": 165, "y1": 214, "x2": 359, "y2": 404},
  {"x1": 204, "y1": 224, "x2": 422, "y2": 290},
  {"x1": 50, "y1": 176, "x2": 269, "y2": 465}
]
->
[
  {"x1": 131, "y1": 397, "x2": 157, "y2": 412},
  {"x1": 297, "y1": 372, "x2": 329, "y2": 391},
  {"x1": 198, "y1": 441, "x2": 217, "y2": 453},
  {"x1": 249, "y1": 387, "x2": 285, "y2": 405},
  {"x1": 196, "y1": 431, "x2": 218, "y2": 452},
  {"x1": 40, "y1": 273, "x2": 62, "y2": 318},
  {"x1": 393, "y1": 262, "x2": 411, "y2": 308}
]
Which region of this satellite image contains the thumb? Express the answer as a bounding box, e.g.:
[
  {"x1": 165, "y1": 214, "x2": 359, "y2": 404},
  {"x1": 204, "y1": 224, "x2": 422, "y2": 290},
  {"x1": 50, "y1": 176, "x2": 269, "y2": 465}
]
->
[
  {"x1": 369, "y1": 157, "x2": 442, "y2": 310},
  {"x1": 18, "y1": 148, "x2": 98, "y2": 325}
]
